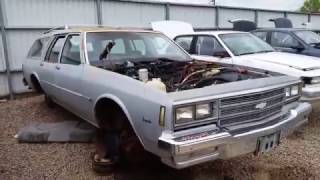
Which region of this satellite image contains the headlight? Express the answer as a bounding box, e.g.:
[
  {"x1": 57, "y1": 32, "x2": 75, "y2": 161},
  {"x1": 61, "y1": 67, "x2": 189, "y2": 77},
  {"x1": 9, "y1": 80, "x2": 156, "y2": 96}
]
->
[
  {"x1": 285, "y1": 87, "x2": 291, "y2": 97},
  {"x1": 175, "y1": 106, "x2": 194, "y2": 124},
  {"x1": 290, "y1": 85, "x2": 299, "y2": 96},
  {"x1": 175, "y1": 102, "x2": 216, "y2": 125},
  {"x1": 311, "y1": 77, "x2": 320, "y2": 84},
  {"x1": 195, "y1": 103, "x2": 212, "y2": 119},
  {"x1": 285, "y1": 84, "x2": 301, "y2": 98}
]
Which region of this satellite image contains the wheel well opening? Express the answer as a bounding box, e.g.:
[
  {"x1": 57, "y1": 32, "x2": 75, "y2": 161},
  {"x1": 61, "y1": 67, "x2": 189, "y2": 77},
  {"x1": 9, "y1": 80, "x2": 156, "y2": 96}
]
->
[
  {"x1": 30, "y1": 74, "x2": 43, "y2": 93},
  {"x1": 95, "y1": 98, "x2": 145, "y2": 161},
  {"x1": 95, "y1": 98, "x2": 130, "y2": 129}
]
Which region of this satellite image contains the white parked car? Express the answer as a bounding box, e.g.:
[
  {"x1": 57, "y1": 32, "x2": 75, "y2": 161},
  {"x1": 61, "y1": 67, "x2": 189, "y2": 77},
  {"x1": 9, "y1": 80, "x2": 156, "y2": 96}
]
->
[{"x1": 152, "y1": 21, "x2": 320, "y2": 102}]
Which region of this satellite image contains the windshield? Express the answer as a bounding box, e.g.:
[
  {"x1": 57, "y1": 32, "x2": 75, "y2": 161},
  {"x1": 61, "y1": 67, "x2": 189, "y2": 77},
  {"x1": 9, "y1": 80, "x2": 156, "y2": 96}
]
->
[
  {"x1": 86, "y1": 32, "x2": 191, "y2": 65},
  {"x1": 294, "y1": 30, "x2": 320, "y2": 45},
  {"x1": 219, "y1": 33, "x2": 274, "y2": 56}
]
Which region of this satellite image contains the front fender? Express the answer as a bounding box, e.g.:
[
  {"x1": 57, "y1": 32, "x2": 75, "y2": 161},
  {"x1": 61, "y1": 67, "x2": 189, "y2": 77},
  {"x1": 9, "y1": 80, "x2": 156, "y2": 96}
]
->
[{"x1": 93, "y1": 94, "x2": 146, "y2": 148}]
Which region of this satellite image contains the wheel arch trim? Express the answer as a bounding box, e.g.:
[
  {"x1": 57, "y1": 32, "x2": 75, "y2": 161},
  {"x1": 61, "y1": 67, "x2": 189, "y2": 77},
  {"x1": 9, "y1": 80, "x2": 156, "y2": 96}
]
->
[{"x1": 93, "y1": 94, "x2": 146, "y2": 148}]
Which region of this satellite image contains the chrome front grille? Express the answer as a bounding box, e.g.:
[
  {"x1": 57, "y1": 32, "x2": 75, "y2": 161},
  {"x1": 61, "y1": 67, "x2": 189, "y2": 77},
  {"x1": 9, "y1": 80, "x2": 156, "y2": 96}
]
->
[{"x1": 219, "y1": 88, "x2": 285, "y2": 127}]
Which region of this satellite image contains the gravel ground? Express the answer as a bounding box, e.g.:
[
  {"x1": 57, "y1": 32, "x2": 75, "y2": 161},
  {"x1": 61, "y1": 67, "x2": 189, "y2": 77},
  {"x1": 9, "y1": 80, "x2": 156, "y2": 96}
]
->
[{"x1": 0, "y1": 95, "x2": 320, "y2": 180}]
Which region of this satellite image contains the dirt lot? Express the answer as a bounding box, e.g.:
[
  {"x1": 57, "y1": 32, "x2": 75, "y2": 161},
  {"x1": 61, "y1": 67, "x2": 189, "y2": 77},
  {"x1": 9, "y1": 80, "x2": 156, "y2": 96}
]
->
[{"x1": 0, "y1": 95, "x2": 320, "y2": 180}]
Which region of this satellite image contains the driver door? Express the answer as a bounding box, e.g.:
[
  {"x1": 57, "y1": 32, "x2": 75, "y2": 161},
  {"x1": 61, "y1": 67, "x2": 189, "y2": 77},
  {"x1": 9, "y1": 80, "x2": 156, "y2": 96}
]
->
[
  {"x1": 270, "y1": 31, "x2": 303, "y2": 54},
  {"x1": 53, "y1": 34, "x2": 85, "y2": 115}
]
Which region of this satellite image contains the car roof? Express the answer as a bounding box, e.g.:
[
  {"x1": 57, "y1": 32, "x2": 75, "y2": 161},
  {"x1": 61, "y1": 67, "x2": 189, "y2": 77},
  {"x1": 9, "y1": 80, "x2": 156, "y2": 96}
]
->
[
  {"x1": 41, "y1": 26, "x2": 159, "y2": 37},
  {"x1": 175, "y1": 30, "x2": 248, "y2": 37},
  {"x1": 252, "y1": 28, "x2": 308, "y2": 32}
]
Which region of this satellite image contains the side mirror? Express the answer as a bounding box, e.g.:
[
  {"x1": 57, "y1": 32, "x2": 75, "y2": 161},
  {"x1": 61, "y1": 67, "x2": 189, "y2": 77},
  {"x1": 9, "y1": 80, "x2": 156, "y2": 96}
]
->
[{"x1": 213, "y1": 51, "x2": 230, "y2": 58}]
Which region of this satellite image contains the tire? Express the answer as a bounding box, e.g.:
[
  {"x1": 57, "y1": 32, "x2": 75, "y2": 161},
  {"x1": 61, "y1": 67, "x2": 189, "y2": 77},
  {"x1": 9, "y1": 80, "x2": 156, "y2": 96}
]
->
[{"x1": 44, "y1": 94, "x2": 55, "y2": 108}]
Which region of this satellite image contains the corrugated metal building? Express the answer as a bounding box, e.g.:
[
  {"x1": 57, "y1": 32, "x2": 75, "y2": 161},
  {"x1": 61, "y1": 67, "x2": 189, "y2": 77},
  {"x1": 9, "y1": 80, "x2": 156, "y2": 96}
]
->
[{"x1": 0, "y1": 0, "x2": 319, "y2": 99}]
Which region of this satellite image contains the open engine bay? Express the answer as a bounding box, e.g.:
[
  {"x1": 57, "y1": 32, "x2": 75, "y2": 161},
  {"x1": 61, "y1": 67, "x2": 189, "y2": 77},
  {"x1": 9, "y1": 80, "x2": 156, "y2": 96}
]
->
[{"x1": 95, "y1": 58, "x2": 268, "y2": 92}]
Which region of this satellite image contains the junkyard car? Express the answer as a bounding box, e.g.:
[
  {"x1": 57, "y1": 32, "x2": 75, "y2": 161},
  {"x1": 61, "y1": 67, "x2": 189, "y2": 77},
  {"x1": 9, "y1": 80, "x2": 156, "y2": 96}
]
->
[
  {"x1": 152, "y1": 21, "x2": 320, "y2": 102},
  {"x1": 23, "y1": 26, "x2": 311, "y2": 169},
  {"x1": 252, "y1": 28, "x2": 320, "y2": 58}
]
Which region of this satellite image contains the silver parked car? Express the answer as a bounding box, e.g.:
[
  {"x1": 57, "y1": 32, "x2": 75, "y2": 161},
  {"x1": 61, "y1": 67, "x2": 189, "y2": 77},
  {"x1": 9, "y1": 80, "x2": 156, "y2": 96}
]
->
[{"x1": 22, "y1": 26, "x2": 311, "y2": 169}]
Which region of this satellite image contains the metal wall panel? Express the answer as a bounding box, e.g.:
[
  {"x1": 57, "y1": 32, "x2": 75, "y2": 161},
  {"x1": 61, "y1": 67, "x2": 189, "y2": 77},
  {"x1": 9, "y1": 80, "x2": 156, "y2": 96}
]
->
[
  {"x1": 0, "y1": 35, "x2": 6, "y2": 72},
  {"x1": 3, "y1": 0, "x2": 97, "y2": 27},
  {"x1": 310, "y1": 15, "x2": 320, "y2": 29},
  {"x1": 218, "y1": 8, "x2": 254, "y2": 28},
  {"x1": 11, "y1": 73, "x2": 29, "y2": 94},
  {"x1": 170, "y1": 5, "x2": 216, "y2": 28},
  {"x1": 6, "y1": 30, "x2": 45, "y2": 71},
  {"x1": 257, "y1": 11, "x2": 284, "y2": 28},
  {"x1": 0, "y1": 74, "x2": 9, "y2": 97},
  {"x1": 101, "y1": 1, "x2": 165, "y2": 27},
  {"x1": 287, "y1": 13, "x2": 308, "y2": 28}
]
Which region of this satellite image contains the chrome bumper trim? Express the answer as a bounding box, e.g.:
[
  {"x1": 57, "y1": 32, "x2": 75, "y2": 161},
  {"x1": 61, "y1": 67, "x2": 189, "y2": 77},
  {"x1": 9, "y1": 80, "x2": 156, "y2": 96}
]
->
[{"x1": 159, "y1": 102, "x2": 311, "y2": 169}]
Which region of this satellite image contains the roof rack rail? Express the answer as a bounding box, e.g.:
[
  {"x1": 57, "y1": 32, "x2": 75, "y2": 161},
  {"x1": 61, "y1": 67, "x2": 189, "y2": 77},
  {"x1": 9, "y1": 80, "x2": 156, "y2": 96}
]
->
[
  {"x1": 43, "y1": 24, "x2": 116, "y2": 34},
  {"x1": 43, "y1": 25, "x2": 69, "y2": 34}
]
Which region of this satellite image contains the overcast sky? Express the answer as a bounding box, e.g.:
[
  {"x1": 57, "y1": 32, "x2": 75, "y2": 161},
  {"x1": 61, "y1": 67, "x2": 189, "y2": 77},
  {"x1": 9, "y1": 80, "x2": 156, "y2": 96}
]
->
[{"x1": 153, "y1": 0, "x2": 305, "y2": 11}]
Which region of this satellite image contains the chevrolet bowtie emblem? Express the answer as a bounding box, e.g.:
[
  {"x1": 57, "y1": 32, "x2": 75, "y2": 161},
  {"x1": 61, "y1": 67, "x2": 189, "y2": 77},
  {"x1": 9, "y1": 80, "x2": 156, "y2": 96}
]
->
[{"x1": 255, "y1": 102, "x2": 267, "y2": 109}]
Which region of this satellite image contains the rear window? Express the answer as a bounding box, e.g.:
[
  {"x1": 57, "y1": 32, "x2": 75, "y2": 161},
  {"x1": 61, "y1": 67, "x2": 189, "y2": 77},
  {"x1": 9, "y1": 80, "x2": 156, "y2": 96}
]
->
[{"x1": 28, "y1": 37, "x2": 49, "y2": 58}]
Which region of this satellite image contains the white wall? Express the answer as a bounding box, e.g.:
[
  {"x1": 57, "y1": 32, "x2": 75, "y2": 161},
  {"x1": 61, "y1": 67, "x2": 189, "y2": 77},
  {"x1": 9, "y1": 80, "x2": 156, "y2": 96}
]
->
[
  {"x1": 150, "y1": 0, "x2": 304, "y2": 11},
  {"x1": 148, "y1": 0, "x2": 213, "y2": 5}
]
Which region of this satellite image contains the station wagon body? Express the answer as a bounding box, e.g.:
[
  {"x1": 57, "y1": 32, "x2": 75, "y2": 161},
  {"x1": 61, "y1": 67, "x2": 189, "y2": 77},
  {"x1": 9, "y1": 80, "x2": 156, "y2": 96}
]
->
[{"x1": 22, "y1": 26, "x2": 311, "y2": 169}]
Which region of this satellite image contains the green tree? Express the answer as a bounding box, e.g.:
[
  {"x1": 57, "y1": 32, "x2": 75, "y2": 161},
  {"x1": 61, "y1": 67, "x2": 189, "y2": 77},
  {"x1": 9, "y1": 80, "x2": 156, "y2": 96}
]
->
[{"x1": 301, "y1": 0, "x2": 320, "y2": 13}]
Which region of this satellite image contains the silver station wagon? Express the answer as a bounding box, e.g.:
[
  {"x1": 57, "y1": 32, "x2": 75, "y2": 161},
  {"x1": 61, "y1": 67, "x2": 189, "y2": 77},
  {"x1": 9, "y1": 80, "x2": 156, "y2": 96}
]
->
[{"x1": 22, "y1": 26, "x2": 311, "y2": 169}]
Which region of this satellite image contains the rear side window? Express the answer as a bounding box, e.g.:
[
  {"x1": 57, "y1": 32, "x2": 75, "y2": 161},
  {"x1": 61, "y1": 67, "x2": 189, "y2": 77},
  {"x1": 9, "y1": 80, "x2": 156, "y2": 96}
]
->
[
  {"x1": 28, "y1": 37, "x2": 49, "y2": 58},
  {"x1": 252, "y1": 31, "x2": 268, "y2": 41},
  {"x1": 175, "y1": 36, "x2": 193, "y2": 53}
]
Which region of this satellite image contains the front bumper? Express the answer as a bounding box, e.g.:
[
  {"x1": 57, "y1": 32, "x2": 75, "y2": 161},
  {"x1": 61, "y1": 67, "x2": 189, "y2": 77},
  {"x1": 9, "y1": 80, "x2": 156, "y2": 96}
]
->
[{"x1": 158, "y1": 102, "x2": 311, "y2": 169}]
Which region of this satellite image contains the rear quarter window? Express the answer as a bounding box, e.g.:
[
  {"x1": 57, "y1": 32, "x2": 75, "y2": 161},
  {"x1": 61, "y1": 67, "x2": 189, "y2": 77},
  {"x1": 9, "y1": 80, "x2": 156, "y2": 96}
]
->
[{"x1": 28, "y1": 37, "x2": 49, "y2": 59}]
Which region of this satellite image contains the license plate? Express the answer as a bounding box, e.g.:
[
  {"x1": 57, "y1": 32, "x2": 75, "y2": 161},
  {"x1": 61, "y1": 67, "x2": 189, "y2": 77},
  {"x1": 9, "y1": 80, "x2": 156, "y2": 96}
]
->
[{"x1": 256, "y1": 132, "x2": 280, "y2": 153}]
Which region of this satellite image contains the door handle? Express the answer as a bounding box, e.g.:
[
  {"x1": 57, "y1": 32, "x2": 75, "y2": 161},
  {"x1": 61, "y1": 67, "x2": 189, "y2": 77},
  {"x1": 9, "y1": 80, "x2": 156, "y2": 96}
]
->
[
  {"x1": 40, "y1": 62, "x2": 44, "y2": 66},
  {"x1": 55, "y1": 65, "x2": 60, "y2": 70}
]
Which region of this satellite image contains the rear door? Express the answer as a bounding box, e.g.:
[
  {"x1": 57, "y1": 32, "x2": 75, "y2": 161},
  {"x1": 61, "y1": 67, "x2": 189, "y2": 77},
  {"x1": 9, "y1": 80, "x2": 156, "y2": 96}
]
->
[
  {"x1": 38, "y1": 35, "x2": 66, "y2": 97},
  {"x1": 53, "y1": 34, "x2": 85, "y2": 114},
  {"x1": 23, "y1": 37, "x2": 50, "y2": 88}
]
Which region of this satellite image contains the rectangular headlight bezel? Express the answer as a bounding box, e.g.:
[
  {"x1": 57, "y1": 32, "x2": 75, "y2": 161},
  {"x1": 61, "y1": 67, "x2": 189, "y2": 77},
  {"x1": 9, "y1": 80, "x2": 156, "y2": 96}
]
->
[
  {"x1": 175, "y1": 106, "x2": 194, "y2": 124},
  {"x1": 195, "y1": 103, "x2": 213, "y2": 120},
  {"x1": 174, "y1": 101, "x2": 218, "y2": 126},
  {"x1": 285, "y1": 83, "x2": 302, "y2": 101}
]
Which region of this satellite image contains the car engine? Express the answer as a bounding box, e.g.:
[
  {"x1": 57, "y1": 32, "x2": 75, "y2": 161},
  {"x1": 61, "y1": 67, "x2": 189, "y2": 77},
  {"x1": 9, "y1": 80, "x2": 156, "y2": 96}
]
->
[{"x1": 96, "y1": 59, "x2": 267, "y2": 92}]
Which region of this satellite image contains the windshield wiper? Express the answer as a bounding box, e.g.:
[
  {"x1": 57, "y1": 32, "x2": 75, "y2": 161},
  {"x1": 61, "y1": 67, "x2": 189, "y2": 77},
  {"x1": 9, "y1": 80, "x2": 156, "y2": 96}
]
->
[
  {"x1": 155, "y1": 57, "x2": 191, "y2": 62},
  {"x1": 238, "y1": 52, "x2": 256, "y2": 56},
  {"x1": 257, "y1": 50, "x2": 274, "y2": 53},
  {"x1": 238, "y1": 50, "x2": 273, "y2": 56}
]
